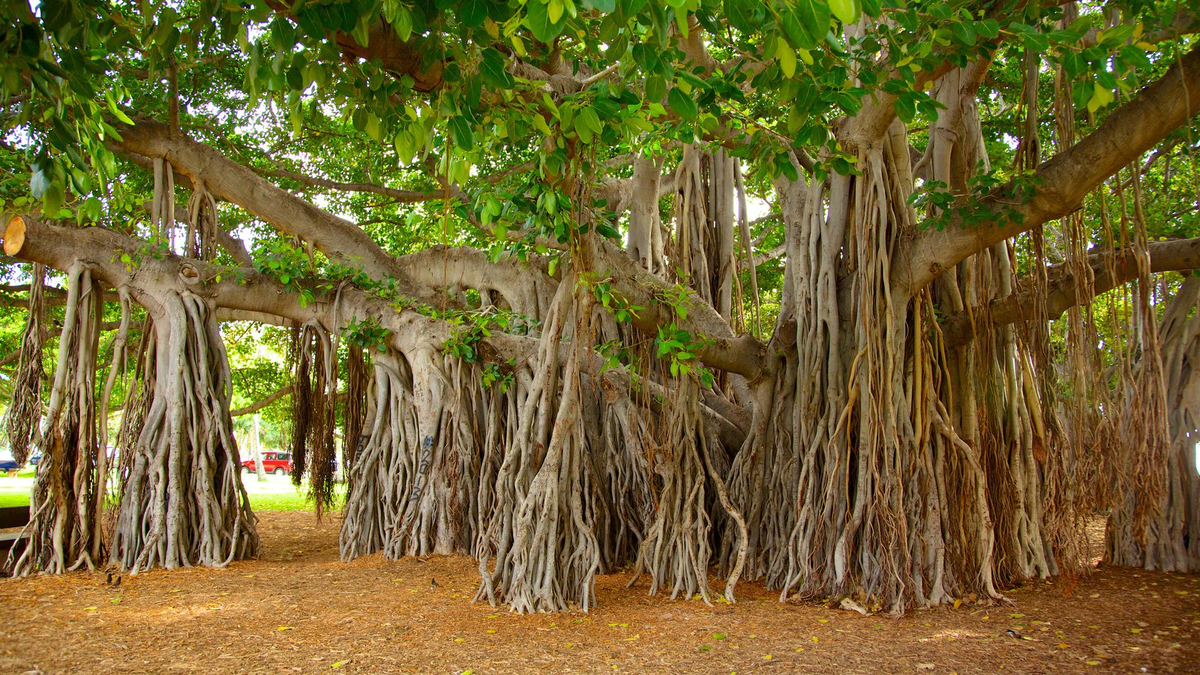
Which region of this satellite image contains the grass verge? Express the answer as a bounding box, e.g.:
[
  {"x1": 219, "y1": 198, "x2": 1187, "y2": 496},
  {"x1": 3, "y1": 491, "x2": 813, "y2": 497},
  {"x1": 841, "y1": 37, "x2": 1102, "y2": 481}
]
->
[{"x1": 0, "y1": 471, "x2": 345, "y2": 513}]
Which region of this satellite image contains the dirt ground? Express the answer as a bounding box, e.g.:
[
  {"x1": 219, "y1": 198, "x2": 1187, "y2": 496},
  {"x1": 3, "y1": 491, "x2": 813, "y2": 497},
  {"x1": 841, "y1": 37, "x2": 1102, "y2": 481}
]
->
[{"x1": 0, "y1": 512, "x2": 1196, "y2": 674}]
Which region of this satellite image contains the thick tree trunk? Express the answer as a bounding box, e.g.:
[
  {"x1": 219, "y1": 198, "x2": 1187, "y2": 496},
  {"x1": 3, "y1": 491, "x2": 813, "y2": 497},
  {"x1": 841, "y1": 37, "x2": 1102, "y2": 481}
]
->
[{"x1": 109, "y1": 288, "x2": 259, "y2": 571}]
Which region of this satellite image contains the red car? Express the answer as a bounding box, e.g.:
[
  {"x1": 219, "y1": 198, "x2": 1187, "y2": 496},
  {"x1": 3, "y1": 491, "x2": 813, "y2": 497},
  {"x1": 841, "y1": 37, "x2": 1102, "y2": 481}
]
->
[{"x1": 241, "y1": 452, "x2": 294, "y2": 475}]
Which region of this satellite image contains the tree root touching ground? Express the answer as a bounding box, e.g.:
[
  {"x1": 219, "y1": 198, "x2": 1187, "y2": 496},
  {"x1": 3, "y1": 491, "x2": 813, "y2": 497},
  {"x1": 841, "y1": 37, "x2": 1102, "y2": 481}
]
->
[
  {"x1": 109, "y1": 289, "x2": 258, "y2": 572},
  {"x1": 8, "y1": 265, "x2": 106, "y2": 575}
]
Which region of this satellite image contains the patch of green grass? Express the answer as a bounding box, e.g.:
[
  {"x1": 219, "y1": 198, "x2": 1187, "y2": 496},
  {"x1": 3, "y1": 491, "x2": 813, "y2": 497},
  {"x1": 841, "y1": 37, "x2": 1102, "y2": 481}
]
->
[
  {"x1": 240, "y1": 473, "x2": 346, "y2": 513},
  {"x1": 0, "y1": 473, "x2": 344, "y2": 513},
  {"x1": 0, "y1": 477, "x2": 33, "y2": 508},
  {"x1": 0, "y1": 492, "x2": 30, "y2": 508}
]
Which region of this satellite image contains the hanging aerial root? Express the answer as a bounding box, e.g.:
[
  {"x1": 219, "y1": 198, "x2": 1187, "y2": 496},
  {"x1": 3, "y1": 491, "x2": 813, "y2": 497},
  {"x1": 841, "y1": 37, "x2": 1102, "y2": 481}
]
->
[
  {"x1": 288, "y1": 322, "x2": 338, "y2": 517},
  {"x1": 343, "y1": 343, "x2": 372, "y2": 480},
  {"x1": 1107, "y1": 276, "x2": 1200, "y2": 571},
  {"x1": 4, "y1": 262, "x2": 48, "y2": 465},
  {"x1": 8, "y1": 264, "x2": 105, "y2": 575},
  {"x1": 474, "y1": 279, "x2": 603, "y2": 613},
  {"x1": 110, "y1": 289, "x2": 258, "y2": 572},
  {"x1": 340, "y1": 347, "x2": 478, "y2": 560},
  {"x1": 629, "y1": 374, "x2": 746, "y2": 605}
]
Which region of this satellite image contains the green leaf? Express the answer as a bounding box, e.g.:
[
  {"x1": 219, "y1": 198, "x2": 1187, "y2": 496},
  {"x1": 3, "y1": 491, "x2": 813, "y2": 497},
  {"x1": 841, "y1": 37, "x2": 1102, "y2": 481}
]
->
[
  {"x1": 393, "y1": 130, "x2": 415, "y2": 164},
  {"x1": 1086, "y1": 83, "x2": 1113, "y2": 113},
  {"x1": 828, "y1": 0, "x2": 861, "y2": 26},
  {"x1": 579, "y1": 106, "x2": 603, "y2": 135},
  {"x1": 532, "y1": 114, "x2": 553, "y2": 136},
  {"x1": 574, "y1": 115, "x2": 594, "y2": 143},
  {"x1": 460, "y1": 0, "x2": 489, "y2": 28},
  {"x1": 364, "y1": 113, "x2": 382, "y2": 140},
  {"x1": 29, "y1": 165, "x2": 49, "y2": 198},
  {"x1": 667, "y1": 87, "x2": 698, "y2": 120},
  {"x1": 42, "y1": 181, "x2": 63, "y2": 216},
  {"x1": 526, "y1": 0, "x2": 567, "y2": 43},
  {"x1": 392, "y1": 6, "x2": 413, "y2": 41},
  {"x1": 777, "y1": 154, "x2": 799, "y2": 182},
  {"x1": 105, "y1": 90, "x2": 135, "y2": 125},
  {"x1": 82, "y1": 197, "x2": 102, "y2": 221},
  {"x1": 42, "y1": 0, "x2": 75, "y2": 33},
  {"x1": 644, "y1": 75, "x2": 667, "y2": 104},
  {"x1": 450, "y1": 116, "x2": 475, "y2": 150},
  {"x1": 351, "y1": 14, "x2": 371, "y2": 47},
  {"x1": 977, "y1": 18, "x2": 1000, "y2": 39},
  {"x1": 951, "y1": 21, "x2": 976, "y2": 47},
  {"x1": 596, "y1": 222, "x2": 620, "y2": 239},
  {"x1": 776, "y1": 39, "x2": 797, "y2": 79},
  {"x1": 480, "y1": 49, "x2": 515, "y2": 89},
  {"x1": 780, "y1": 0, "x2": 829, "y2": 50},
  {"x1": 894, "y1": 95, "x2": 916, "y2": 123}
]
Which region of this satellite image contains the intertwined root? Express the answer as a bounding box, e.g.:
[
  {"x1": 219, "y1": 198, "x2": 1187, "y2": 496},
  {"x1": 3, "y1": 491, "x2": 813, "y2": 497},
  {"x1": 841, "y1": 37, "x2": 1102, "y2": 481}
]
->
[
  {"x1": 339, "y1": 348, "x2": 473, "y2": 560},
  {"x1": 8, "y1": 265, "x2": 105, "y2": 575},
  {"x1": 1107, "y1": 277, "x2": 1200, "y2": 572},
  {"x1": 109, "y1": 290, "x2": 258, "y2": 572},
  {"x1": 4, "y1": 263, "x2": 46, "y2": 466},
  {"x1": 630, "y1": 375, "x2": 745, "y2": 605},
  {"x1": 289, "y1": 322, "x2": 339, "y2": 518}
]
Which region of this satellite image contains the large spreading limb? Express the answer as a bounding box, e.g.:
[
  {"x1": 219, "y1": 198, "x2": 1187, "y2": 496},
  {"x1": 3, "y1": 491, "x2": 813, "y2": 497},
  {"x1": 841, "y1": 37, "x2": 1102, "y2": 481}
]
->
[
  {"x1": 3, "y1": 215, "x2": 749, "y2": 445},
  {"x1": 114, "y1": 119, "x2": 769, "y2": 377},
  {"x1": 898, "y1": 45, "x2": 1200, "y2": 296},
  {"x1": 941, "y1": 237, "x2": 1200, "y2": 346}
]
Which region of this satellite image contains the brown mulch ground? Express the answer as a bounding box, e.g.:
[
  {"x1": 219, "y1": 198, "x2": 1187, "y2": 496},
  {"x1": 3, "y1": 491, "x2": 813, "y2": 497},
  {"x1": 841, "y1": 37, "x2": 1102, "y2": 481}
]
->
[{"x1": 0, "y1": 513, "x2": 1197, "y2": 674}]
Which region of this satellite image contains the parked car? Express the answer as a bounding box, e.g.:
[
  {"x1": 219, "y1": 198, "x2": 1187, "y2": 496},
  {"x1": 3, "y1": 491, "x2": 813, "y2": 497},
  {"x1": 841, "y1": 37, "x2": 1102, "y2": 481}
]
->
[
  {"x1": 0, "y1": 455, "x2": 18, "y2": 474},
  {"x1": 241, "y1": 452, "x2": 294, "y2": 475}
]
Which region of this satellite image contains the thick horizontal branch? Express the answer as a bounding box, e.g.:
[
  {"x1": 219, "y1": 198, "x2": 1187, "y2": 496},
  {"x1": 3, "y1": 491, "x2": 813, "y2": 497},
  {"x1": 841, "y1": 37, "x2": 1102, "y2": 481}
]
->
[
  {"x1": 116, "y1": 118, "x2": 415, "y2": 286},
  {"x1": 118, "y1": 148, "x2": 255, "y2": 266},
  {"x1": 114, "y1": 120, "x2": 762, "y2": 377},
  {"x1": 231, "y1": 385, "x2": 293, "y2": 417},
  {"x1": 941, "y1": 237, "x2": 1200, "y2": 347},
  {"x1": 4, "y1": 215, "x2": 750, "y2": 446},
  {"x1": 115, "y1": 119, "x2": 552, "y2": 315},
  {"x1": 590, "y1": 239, "x2": 766, "y2": 379},
  {"x1": 899, "y1": 43, "x2": 1200, "y2": 296}
]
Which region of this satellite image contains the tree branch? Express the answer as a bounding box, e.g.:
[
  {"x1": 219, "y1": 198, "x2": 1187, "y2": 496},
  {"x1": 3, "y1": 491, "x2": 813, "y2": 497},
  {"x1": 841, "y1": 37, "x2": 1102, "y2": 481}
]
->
[
  {"x1": 941, "y1": 237, "x2": 1200, "y2": 347},
  {"x1": 898, "y1": 43, "x2": 1200, "y2": 296},
  {"x1": 114, "y1": 118, "x2": 553, "y2": 314},
  {"x1": 3, "y1": 215, "x2": 751, "y2": 443},
  {"x1": 230, "y1": 385, "x2": 293, "y2": 417}
]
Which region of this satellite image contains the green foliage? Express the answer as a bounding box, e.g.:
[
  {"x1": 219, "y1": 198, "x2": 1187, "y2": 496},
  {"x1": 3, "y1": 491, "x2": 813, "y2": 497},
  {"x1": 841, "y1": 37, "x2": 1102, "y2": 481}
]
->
[
  {"x1": 581, "y1": 274, "x2": 646, "y2": 324},
  {"x1": 343, "y1": 317, "x2": 391, "y2": 353},
  {"x1": 480, "y1": 360, "x2": 515, "y2": 392},
  {"x1": 652, "y1": 283, "x2": 715, "y2": 387},
  {"x1": 0, "y1": 0, "x2": 1194, "y2": 420},
  {"x1": 908, "y1": 167, "x2": 1043, "y2": 232},
  {"x1": 656, "y1": 323, "x2": 714, "y2": 387},
  {"x1": 253, "y1": 239, "x2": 317, "y2": 307}
]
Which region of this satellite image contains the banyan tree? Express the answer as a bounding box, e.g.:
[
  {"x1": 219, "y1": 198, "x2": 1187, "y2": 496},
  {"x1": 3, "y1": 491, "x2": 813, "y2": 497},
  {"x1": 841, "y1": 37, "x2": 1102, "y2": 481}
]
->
[{"x1": 1, "y1": 0, "x2": 1199, "y2": 612}]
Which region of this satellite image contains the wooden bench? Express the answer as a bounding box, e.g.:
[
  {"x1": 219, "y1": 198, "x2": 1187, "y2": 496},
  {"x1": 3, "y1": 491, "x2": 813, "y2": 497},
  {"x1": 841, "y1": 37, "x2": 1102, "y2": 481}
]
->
[{"x1": 0, "y1": 505, "x2": 30, "y2": 568}]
